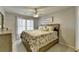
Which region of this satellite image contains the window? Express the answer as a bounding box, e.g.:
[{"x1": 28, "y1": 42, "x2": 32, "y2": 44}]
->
[
  {"x1": 17, "y1": 17, "x2": 26, "y2": 35},
  {"x1": 26, "y1": 20, "x2": 34, "y2": 30},
  {"x1": 16, "y1": 17, "x2": 34, "y2": 40}
]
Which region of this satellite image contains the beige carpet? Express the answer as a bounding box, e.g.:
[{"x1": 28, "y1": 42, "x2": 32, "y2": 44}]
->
[{"x1": 12, "y1": 39, "x2": 75, "y2": 52}]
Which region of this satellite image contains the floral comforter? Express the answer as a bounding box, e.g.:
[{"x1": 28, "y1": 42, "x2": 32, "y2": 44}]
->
[{"x1": 20, "y1": 30, "x2": 58, "y2": 51}]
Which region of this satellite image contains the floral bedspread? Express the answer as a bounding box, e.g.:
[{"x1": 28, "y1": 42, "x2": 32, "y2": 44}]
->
[{"x1": 20, "y1": 30, "x2": 58, "y2": 51}]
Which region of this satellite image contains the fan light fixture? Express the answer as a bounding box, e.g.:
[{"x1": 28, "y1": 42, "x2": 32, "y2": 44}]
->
[{"x1": 33, "y1": 8, "x2": 39, "y2": 17}]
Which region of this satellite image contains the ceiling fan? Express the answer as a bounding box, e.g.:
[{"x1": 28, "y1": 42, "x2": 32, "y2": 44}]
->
[
  {"x1": 33, "y1": 8, "x2": 39, "y2": 18},
  {"x1": 33, "y1": 7, "x2": 48, "y2": 18}
]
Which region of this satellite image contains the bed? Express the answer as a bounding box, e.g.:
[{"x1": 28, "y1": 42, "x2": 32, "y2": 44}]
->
[{"x1": 20, "y1": 24, "x2": 60, "y2": 52}]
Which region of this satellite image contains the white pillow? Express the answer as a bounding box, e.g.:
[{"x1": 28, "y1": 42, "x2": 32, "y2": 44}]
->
[
  {"x1": 39, "y1": 26, "x2": 43, "y2": 30},
  {"x1": 47, "y1": 26, "x2": 54, "y2": 31},
  {"x1": 39, "y1": 26, "x2": 48, "y2": 31}
]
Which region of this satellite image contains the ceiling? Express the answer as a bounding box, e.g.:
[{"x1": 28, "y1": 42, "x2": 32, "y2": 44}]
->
[{"x1": 2, "y1": 6, "x2": 72, "y2": 17}]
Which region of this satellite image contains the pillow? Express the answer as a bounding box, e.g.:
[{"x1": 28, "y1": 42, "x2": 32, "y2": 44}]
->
[
  {"x1": 43, "y1": 26, "x2": 49, "y2": 31},
  {"x1": 47, "y1": 26, "x2": 54, "y2": 31},
  {"x1": 39, "y1": 26, "x2": 48, "y2": 31},
  {"x1": 39, "y1": 26, "x2": 43, "y2": 30}
]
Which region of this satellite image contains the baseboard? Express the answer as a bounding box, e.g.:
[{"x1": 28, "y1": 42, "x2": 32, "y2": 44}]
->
[{"x1": 59, "y1": 42, "x2": 77, "y2": 52}]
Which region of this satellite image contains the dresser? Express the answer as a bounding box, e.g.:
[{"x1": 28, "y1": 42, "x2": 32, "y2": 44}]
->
[{"x1": 0, "y1": 30, "x2": 12, "y2": 52}]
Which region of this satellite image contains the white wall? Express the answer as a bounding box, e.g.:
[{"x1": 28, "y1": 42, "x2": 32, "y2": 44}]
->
[
  {"x1": 76, "y1": 7, "x2": 79, "y2": 49},
  {"x1": 38, "y1": 7, "x2": 75, "y2": 47},
  {"x1": 4, "y1": 12, "x2": 17, "y2": 40}
]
